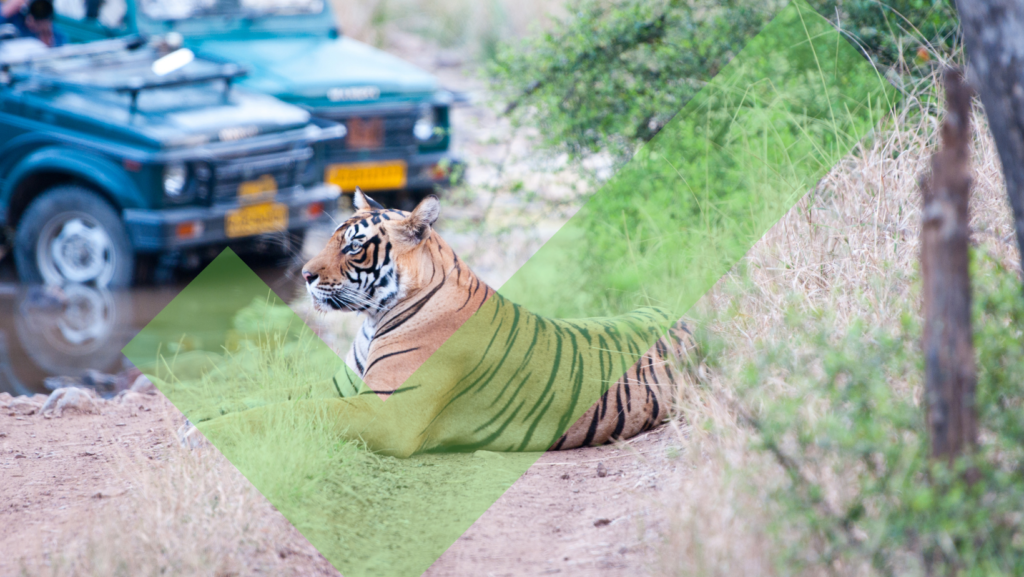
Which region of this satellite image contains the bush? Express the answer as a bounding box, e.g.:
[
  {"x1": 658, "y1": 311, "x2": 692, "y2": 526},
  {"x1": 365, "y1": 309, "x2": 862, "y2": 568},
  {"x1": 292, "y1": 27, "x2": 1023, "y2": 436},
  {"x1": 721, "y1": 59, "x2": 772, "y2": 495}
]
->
[
  {"x1": 734, "y1": 253, "x2": 1024, "y2": 575},
  {"x1": 488, "y1": 0, "x2": 958, "y2": 168}
]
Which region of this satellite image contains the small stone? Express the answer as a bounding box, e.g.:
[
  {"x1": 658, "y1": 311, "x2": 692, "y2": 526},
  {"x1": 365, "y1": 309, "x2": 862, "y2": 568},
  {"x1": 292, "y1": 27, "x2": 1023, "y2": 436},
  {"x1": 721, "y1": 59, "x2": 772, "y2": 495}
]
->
[
  {"x1": 129, "y1": 375, "x2": 157, "y2": 395},
  {"x1": 41, "y1": 387, "x2": 98, "y2": 417},
  {"x1": 116, "y1": 368, "x2": 144, "y2": 393},
  {"x1": 44, "y1": 376, "x2": 81, "y2": 391},
  {"x1": 116, "y1": 391, "x2": 148, "y2": 406},
  {"x1": 594, "y1": 518, "x2": 611, "y2": 527},
  {"x1": 8, "y1": 397, "x2": 42, "y2": 415},
  {"x1": 596, "y1": 462, "x2": 608, "y2": 478},
  {"x1": 560, "y1": 473, "x2": 570, "y2": 480}
]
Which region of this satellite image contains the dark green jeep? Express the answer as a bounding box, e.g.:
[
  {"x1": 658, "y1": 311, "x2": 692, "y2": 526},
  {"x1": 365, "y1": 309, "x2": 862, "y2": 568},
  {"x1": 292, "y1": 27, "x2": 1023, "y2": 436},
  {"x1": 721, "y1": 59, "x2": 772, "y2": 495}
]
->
[
  {"x1": 54, "y1": 0, "x2": 464, "y2": 207},
  {"x1": 0, "y1": 34, "x2": 344, "y2": 287}
]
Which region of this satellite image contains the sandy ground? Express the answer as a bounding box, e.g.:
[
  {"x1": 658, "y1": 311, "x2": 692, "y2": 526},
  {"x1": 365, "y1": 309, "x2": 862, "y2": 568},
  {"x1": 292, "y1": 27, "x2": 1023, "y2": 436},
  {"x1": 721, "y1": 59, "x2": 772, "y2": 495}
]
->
[
  {"x1": 1, "y1": 389, "x2": 681, "y2": 576},
  {"x1": 0, "y1": 391, "x2": 340, "y2": 576},
  {"x1": 425, "y1": 429, "x2": 680, "y2": 577}
]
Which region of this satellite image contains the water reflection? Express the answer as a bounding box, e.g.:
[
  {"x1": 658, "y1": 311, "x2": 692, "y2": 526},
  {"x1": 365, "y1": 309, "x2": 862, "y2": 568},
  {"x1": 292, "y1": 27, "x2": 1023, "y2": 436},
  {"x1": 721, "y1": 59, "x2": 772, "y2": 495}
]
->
[
  {"x1": 0, "y1": 262, "x2": 306, "y2": 398},
  {"x1": 17, "y1": 284, "x2": 128, "y2": 378}
]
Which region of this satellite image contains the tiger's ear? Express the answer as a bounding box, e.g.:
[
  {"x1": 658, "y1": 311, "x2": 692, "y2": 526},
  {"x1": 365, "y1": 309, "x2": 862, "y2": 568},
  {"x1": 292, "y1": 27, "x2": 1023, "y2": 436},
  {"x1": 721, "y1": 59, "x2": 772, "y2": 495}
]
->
[
  {"x1": 396, "y1": 195, "x2": 440, "y2": 245},
  {"x1": 353, "y1": 188, "x2": 384, "y2": 212}
]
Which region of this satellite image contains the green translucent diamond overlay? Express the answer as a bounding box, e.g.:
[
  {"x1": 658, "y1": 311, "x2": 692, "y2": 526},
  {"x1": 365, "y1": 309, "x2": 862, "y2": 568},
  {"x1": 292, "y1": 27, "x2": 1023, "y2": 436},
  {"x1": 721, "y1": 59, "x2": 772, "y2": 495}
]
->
[{"x1": 123, "y1": 2, "x2": 898, "y2": 576}]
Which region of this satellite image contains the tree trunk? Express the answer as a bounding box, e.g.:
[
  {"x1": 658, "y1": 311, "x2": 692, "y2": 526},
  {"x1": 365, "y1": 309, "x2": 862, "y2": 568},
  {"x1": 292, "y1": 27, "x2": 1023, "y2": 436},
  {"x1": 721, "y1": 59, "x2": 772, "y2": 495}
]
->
[
  {"x1": 956, "y1": 0, "x2": 1024, "y2": 281},
  {"x1": 920, "y1": 68, "x2": 978, "y2": 461}
]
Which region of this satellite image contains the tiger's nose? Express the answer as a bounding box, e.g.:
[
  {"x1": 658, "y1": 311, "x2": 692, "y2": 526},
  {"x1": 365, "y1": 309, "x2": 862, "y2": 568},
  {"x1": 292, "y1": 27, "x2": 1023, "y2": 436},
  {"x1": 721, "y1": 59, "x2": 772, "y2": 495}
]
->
[{"x1": 302, "y1": 270, "x2": 318, "y2": 285}]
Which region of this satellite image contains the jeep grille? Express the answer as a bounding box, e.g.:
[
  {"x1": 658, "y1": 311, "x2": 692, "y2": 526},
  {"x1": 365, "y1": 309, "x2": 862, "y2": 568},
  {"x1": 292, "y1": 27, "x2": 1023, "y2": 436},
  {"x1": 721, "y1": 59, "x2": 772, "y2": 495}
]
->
[
  {"x1": 210, "y1": 147, "x2": 314, "y2": 202},
  {"x1": 315, "y1": 110, "x2": 417, "y2": 152}
]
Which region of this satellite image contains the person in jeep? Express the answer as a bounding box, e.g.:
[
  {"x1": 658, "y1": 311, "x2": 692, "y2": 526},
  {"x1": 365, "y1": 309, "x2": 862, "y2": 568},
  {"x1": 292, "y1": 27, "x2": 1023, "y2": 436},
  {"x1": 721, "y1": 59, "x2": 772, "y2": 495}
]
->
[{"x1": 1, "y1": 0, "x2": 64, "y2": 46}]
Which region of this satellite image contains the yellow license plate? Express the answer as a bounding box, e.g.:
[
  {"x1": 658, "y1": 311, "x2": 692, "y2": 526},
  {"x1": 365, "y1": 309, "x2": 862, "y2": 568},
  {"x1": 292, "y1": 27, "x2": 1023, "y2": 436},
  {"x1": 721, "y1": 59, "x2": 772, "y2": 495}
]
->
[
  {"x1": 326, "y1": 161, "x2": 407, "y2": 192},
  {"x1": 225, "y1": 202, "x2": 288, "y2": 238}
]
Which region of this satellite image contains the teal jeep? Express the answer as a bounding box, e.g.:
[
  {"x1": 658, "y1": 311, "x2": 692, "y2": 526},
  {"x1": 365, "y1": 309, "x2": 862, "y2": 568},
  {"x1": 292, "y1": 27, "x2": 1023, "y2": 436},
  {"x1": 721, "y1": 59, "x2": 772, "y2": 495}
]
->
[
  {"x1": 53, "y1": 0, "x2": 463, "y2": 207},
  {"x1": 0, "y1": 34, "x2": 344, "y2": 287}
]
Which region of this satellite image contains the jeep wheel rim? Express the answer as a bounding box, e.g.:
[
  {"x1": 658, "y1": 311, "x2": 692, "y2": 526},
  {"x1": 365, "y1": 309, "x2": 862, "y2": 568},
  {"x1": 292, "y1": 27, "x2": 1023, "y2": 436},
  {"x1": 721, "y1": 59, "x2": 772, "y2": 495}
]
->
[{"x1": 37, "y1": 212, "x2": 117, "y2": 286}]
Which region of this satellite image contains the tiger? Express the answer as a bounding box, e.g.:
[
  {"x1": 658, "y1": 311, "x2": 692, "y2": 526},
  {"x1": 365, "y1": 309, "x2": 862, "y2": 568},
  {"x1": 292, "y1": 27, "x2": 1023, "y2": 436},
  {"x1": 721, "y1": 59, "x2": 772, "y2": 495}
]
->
[{"x1": 199, "y1": 190, "x2": 699, "y2": 457}]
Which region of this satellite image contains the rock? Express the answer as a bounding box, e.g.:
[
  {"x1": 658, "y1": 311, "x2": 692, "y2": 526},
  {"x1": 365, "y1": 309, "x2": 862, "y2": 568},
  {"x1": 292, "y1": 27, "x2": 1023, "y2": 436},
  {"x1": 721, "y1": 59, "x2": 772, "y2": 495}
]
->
[
  {"x1": 44, "y1": 375, "x2": 81, "y2": 391},
  {"x1": 593, "y1": 518, "x2": 612, "y2": 527},
  {"x1": 115, "y1": 368, "x2": 143, "y2": 393},
  {"x1": 129, "y1": 375, "x2": 156, "y2": 395},
  {"x1": 8, "y1": 397, "x2": 43, "y2": 415},
  {"x1": 41, "y1": 387, "x2": 98, "y2": 417},
  {"x1": 0, "y1": 392, "x2": 12, "y2": 407},
  {"x1": 596, "y1": 462, "x2": 608, "y2": 478},
  {"x1": 115, "y1": 391, "x2": 148, "y2": 406},
  {"x1": 177, "y1": 419, "x2": 207, "y2": 449}
]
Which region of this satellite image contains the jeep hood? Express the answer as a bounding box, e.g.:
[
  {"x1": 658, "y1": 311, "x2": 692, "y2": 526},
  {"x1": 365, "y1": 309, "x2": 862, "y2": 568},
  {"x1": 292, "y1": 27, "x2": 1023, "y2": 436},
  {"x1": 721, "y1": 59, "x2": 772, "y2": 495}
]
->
[
  {"x1": 30, "y1": 87, "x2": 312, "y2": 148},
  {"x1": 193, "y1": 36, "x2": 439, "y2": 105}
]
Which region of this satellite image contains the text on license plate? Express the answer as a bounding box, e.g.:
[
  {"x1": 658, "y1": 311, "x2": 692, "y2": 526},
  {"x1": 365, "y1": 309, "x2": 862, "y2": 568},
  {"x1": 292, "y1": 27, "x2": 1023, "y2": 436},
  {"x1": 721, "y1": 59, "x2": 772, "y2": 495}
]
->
[
  {"x1": 325, "y1": 161, "x2": 407, "y2": 192},
  {"x1": 225, "y1": 202, "x2": 288, "y2": 238}
]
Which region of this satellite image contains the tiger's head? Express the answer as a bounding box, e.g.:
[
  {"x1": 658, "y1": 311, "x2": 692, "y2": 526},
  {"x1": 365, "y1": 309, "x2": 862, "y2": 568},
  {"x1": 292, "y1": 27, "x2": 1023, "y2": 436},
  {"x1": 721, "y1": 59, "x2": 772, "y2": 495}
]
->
[{"x1": 302, "y1": 189, "x2": 441, "y2": 315}]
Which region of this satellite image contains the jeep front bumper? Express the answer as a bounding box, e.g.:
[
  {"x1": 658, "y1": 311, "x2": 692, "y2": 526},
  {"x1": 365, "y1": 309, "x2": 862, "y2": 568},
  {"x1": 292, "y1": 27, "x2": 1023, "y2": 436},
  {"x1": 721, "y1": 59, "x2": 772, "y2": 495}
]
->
[{"x1": 123, "y1": 184, "x2": 340, "y2": 252}]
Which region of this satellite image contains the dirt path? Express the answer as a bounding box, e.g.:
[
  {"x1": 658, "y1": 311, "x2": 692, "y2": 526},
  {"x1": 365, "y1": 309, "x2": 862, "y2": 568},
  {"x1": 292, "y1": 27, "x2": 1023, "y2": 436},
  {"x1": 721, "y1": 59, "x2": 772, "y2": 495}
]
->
[
  {"x1": 426, "y1": 429, "x2": 679, "y2": 576},
  {"x1": 1, "y1": 389, "x2": 680, "y2": 576},
  {"x1": 0, "y1": 391, "x2": 339, "y2": 576}
]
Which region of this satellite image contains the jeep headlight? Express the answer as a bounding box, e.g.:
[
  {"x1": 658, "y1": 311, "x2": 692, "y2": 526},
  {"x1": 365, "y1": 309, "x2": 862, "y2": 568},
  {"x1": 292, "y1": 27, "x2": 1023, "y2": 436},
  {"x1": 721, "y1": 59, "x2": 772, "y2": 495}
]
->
[
  {"x1": 413, "y1": 106, "x2": 437, "y2": 141},
  {"x1": 163, "y1": 163, "x2": 187, "y2": 198}
]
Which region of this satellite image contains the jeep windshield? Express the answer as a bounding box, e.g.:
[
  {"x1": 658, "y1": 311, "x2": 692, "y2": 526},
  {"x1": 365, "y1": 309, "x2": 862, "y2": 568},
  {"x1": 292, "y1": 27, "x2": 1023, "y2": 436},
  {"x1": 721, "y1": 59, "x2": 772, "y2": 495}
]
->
[{"x1": 138, "y1": 0, "x2": 323, "y2": 21}]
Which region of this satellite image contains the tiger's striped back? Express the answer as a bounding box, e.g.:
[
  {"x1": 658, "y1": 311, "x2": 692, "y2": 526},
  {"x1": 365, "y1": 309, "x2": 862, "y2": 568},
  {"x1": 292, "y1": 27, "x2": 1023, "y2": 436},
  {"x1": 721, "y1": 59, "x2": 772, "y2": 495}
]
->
[{"x1": 304, "y1": 192, "x2": 700, "y2": 455}]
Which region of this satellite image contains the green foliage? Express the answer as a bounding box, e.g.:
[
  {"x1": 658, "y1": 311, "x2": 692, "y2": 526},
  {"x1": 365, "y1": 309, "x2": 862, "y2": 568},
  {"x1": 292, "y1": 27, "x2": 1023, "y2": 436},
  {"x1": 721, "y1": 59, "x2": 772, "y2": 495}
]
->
[
  {"x1": 736, "y1": 255, "x2": 1024, "y2": 575},
  {"x1": 488, "y1": 0, "x2": 956, "y2": 167},
  {"x1": 489, "y1": 0, "x2": 775, "y2": 165},
  {"x1": 819, "y1": 0, "x2": 959, "y2": 67},
  {"x1": 500, "y1": 1, "x2": 896, "y2": 319}
]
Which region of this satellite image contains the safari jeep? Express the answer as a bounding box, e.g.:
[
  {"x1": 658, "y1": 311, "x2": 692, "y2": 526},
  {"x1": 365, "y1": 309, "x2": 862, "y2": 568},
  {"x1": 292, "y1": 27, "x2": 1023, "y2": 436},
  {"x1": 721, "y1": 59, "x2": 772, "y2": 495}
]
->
[
  {"x1": 54, "y1": 0, "x2": 464, "y2": 208},
  {"x1": 0, "y1": 34, "x2": 344, "y2": 287}
]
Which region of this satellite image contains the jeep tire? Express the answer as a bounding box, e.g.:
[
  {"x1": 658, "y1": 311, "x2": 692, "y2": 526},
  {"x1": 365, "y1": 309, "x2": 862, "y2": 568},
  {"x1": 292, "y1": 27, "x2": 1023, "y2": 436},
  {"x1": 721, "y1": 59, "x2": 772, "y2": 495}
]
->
[{"x1": 14, "y1": 185, "x2": 135, "y2": 288}]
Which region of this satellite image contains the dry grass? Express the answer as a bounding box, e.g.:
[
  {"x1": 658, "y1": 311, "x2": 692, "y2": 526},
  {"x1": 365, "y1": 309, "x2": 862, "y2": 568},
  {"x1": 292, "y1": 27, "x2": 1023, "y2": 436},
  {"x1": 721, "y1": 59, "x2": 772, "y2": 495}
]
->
[
  {"x1": 21, "y1": 402, "x2": 338, "y2": 577},
  {"x1": 653, "y1": 60, "x2": 1021, "y2": 576}
]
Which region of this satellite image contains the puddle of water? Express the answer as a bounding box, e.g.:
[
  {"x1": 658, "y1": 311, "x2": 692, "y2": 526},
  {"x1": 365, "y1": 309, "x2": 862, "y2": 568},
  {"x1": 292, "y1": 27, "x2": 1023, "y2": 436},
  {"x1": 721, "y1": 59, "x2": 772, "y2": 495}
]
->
[{"x1": 0, "y1": 246, "x2": 311, "y2": 399}]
